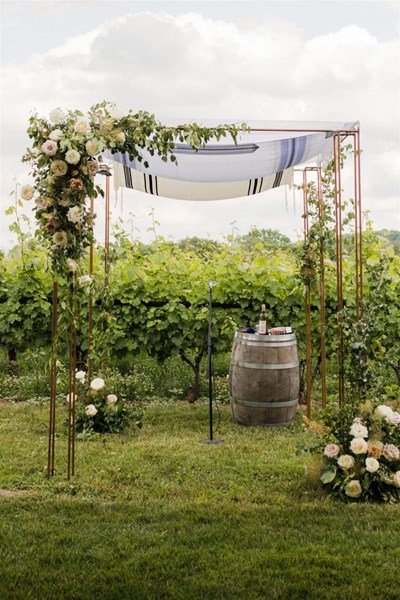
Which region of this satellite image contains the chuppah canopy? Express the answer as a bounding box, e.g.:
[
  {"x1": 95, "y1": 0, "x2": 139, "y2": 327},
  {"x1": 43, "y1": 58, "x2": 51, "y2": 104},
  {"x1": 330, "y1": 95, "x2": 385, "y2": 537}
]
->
[{"x1": 106, "y1": 119, "x2": 358, "y2": 201}]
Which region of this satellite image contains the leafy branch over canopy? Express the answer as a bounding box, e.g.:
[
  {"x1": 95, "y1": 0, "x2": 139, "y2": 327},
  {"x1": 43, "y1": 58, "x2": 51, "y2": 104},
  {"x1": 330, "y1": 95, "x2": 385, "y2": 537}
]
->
[{"x1": 21, "y1": 101, "x2": 247, "y2": 276}]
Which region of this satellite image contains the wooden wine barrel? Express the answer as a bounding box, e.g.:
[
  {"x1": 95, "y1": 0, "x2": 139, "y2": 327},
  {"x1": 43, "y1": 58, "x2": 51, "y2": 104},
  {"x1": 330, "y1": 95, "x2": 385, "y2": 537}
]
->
[{"x1": 229, "y1": 331, "x2": 299, "y2": 426}]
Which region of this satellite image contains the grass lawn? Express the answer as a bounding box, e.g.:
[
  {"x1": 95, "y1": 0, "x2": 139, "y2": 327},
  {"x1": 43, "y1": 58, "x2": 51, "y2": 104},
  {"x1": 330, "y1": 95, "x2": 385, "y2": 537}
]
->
[{"x1": 0, "y1": 400, "x2": 399, "y2": 600}]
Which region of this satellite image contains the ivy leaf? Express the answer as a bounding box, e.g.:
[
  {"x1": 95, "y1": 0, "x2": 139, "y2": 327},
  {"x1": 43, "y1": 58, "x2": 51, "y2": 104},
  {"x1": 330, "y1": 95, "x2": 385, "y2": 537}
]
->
[{"x1": 320, "y1": 466, "x2": 337, "y2": 484}]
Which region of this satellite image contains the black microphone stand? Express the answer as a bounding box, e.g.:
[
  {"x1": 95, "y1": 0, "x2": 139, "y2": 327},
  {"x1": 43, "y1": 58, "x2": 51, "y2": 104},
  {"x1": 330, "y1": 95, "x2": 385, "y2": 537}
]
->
[{"x1": 201, "y1": 281, "x2": 224, "y2": 444}]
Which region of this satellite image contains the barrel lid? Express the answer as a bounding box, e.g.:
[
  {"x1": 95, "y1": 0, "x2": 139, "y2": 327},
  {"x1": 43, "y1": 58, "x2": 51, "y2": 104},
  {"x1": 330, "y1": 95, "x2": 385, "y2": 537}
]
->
[{"x1": 234, "y1": 331, "x2": 296, "y2": 342}]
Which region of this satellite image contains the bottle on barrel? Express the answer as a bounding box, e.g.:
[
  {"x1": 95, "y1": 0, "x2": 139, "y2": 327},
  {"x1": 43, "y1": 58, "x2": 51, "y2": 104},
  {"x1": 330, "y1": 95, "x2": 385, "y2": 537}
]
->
[{"x1": 258, "y1": 303, "x2": 268, "y2": 335}]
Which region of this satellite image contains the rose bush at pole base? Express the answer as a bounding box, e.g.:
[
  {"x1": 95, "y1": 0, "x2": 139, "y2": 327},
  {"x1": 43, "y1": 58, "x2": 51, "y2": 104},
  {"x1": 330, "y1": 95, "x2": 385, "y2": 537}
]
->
[{"x1": 303, "y1": 401, "x2": 400, "y2": 503}]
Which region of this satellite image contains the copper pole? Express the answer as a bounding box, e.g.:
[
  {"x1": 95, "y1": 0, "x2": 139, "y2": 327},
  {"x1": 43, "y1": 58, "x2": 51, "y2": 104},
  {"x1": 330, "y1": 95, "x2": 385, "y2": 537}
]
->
[
  {"x1": 334, "y1": 133, "x2": 345, "y2": 406},
  {"x1": 67, "y1": 275, "x2": 77, "y2": 479},
  {"x1": 47, "y1": 281, "x2": 58, "y2": 477},
  {"x1": 88, "y1": 197, "x2": 94, "y2": 383},
  {"x1": 356, "y1": 130, "x2": 363, "y2": 317},
  {"x1": 351, "y1": 133, "x2": 361, "y2": 321},
  {"x1": 302, "y1": 169, "x2": 312, "y2": 418},
  {"x1": 317, "y1": 166, "x2": 327, "y2": 408},
  {"x1": 104, "y1": 173, "x2": 110, "y2": 290}
]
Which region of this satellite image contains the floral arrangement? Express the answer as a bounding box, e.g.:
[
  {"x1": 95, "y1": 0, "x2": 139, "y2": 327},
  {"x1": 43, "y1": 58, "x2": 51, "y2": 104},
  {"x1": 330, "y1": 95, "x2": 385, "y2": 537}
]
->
[
  {"x1": 71, "y1": 370, "x2": 142, "y2": 438},
  {"x1": 21, "y1": 101, "x2": 245, "y2": 275},
  {"x1": 304, "y1": 401, "x2": 400, "y2": 503}
]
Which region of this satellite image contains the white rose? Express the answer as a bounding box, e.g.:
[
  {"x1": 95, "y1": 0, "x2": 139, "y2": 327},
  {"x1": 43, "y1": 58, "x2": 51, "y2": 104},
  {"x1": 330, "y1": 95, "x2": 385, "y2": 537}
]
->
[
  {"x1": 85, "y1": 404, "x2": 98, "y2": 417},
  {"x1": 350, "y1": 437, "x2": 368, "y2": 455},
  {"x1": 66, "y1": 393, "x2": 77, "y2": 404},
  {"x1": 375, "y1": 405, "x2": 393, "y2": 418},
  {"x1": 349, "y1": 423, "x2": 368, "y2": 438},
  {"x1": 85, "y1": 139, "x2": 103, "y2": 156},
  {"x1": 337, "y1": 454, "x2": 355, "y2": 470},
  {"x1": 66, "y1": 258, "x2": 79, "y2": 272},
  {"x1": 78, "y1": 274, "x2": 92, "y2": 287},
  {"x1": 90, "y1": 377, "x2": 105, "y2": 391},
  {"x1": 49, "y1": 129, "x2": 64, "y2": 141},
  {"x1": 394, "y1": 471, "x2": 400, "y2": 487},
  {"x1": 75, "y1": 370, "x2": 86, "y2": 382},
  {"x1": 41, "y1": 140, "x2": 58, "y2": 156},
  {"x1": 345, "y1": 479, "x2": 362, "y2": 498},
  {"x1": 108, "y1": 106, "x2": 124, "y2": 120},
  {"x1": 74, "y1": 120, "x2": 91, "y2": 135},
  {"x1": 49, "y1": 107, "x2": 66, "y2": 124},
  {"x1": 67, "y1": 206, "x2": 83, "y2": 224},
  {"x1": 106, "y1": 394, "x2": 118, "y2": 405},
  {"x1": 52, "y1": 230, "x2": 68, "y2": 248},
  {"x1": 65, "y1": 149, "x2": 81, "y2": 165},
  {"x1": 21, "y1": 184, "x2": 35, "y2": 200},
  {"x1": 365, "y1": 457, "x2": 380, "y2": 473}
]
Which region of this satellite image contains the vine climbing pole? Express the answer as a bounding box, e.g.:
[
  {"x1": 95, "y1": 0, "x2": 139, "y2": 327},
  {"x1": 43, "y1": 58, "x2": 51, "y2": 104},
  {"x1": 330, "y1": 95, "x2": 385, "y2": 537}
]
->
[
  {"x1": 301, "y1": 166, "x2": 327, "y2": 418},
  {"x1": 300, "y1": 125, "x2": 362, "y2": 414},
  {"x1": 47, "y1": 282, "x2": 58, "y2": 477}
]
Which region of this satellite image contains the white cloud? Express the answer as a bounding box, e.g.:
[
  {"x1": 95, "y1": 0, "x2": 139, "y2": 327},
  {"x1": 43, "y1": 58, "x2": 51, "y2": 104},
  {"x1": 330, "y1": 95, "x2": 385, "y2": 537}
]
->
[{"x1": 1, "y1": 9, "x2": 399, "y2": 249}]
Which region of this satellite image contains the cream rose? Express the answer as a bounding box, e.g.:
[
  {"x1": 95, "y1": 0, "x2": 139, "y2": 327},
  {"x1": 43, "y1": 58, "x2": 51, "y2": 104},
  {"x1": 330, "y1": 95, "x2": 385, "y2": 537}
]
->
[
  {"x1": 106, "y1": 394, "x2": 118, "y2": 405},
  {"x1": 337, "y1": 454, "x2": 355, "y2": 470},
  {"x1": 49, "y1": 129, "x2": 64, "y2": 141},
  {"x1": 21, "y1": 184, "x2": 35, "y2": 200},
  {"x1": 85, "y1": 139, "x2": 103, "y2": 156},
  {"x1": 41, "y1": 140, "x2": 58, "y2": 156},
  {"x1": 349, "y1": 423, "x2": 368, "y2": 438},
  {"x1": 90, "y1": 378, "x2": 105, "y2": 391},
  {"x1": 85, "y1": 404, "x2": 98, "y2": 417},
  {"x1": 323, "y1": 444, "x2": 340, "y2": 459},
  {"x1": 49, "y1": 107, "x2": 66, "y2": 124},
  {"x1": 383, "y1": 444, "x2": 400, "y2": 462},
  {"x1": 78, "y1": 274, "x2": 92, "y2": 287},
  {"x1": 66, "y1": 258, "x2": 79, "y2": 272},
  {"x1": 66, "y1": 393, "x2": 77, "y2": 404},
  {"x1": 365, "y1": 457, "x2": 380, "y2": 473},
  {"x1": 50, "y1": 159, "x2": 68, "y2": 176},
  {"x1": 113, "y1": 130, "x2": 126, "y2": 144},
  {"x1": 345, "y1": 480, "x2": 362, "y2": 498},
  {"x1": 58, "y1": 197, "x2": 72, "y2": 207},
  {"x1": 74, "y1": 120, "x2": 91, "y2": 135},
  {"x1": 350, "y1": 437, "x2": 368, "y2": 455},
  {"x1": 67, "y1": 206, "x2": 83, "y2": 224},
  {"x1": 52, "y1": 230, "x2": 68, "y2": 248},
  {"x1": 65, "y1": 149, "x2": 81, "y2": 165},
  {"x1": 75, "y1": 370, "x2": 86, "y2": 383},
  {"x1": 375, "y1": 405, "x2": 393, "y2": 418},
  {"x1": 394, "y1": 471, "x2": 400, "y2": 487}
]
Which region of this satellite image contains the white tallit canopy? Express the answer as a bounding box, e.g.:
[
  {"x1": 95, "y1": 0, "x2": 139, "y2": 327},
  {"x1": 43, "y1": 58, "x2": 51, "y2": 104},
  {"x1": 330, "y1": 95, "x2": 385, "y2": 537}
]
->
[{"x1": 106, "y1": 120, "x2": 358, "y2": 201}]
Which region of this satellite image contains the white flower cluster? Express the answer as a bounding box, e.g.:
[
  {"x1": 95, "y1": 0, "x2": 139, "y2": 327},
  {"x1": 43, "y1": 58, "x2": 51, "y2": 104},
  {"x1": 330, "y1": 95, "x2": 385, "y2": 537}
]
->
[{"x1": 322, "y1": 403, "x2": 400, "y2": 499}]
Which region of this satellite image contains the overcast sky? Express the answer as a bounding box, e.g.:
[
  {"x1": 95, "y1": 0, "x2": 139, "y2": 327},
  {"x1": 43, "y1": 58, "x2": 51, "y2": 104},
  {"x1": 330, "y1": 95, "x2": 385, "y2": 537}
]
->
[{"x1": 1, "y1": 0, "x2": 399, "y2": 249}]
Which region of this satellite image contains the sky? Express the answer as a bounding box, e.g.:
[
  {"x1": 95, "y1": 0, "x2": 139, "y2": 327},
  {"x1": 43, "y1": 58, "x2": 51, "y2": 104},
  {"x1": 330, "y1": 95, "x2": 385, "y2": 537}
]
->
[{"x1": 0, "y1": 0, "x2": 399, "y2": 249}]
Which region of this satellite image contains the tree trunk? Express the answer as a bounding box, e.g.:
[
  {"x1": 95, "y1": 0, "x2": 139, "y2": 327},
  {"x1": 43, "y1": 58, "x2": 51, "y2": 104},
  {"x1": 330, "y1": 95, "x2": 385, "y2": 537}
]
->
[
  {"x1": 389, "y1": 359, "x2": 400, "y2": 386},
  {"x1": 179, "y1": 347, "x2": 205, "y2": 403},
  {"x1": 7, "y1": 348, "x2": 19, "y2": 375}
]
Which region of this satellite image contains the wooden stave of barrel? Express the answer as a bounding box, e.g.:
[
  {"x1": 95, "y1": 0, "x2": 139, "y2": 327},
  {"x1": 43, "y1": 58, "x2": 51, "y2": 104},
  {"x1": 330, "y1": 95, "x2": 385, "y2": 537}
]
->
[{"x1": 229, "y1": 331, "x2": 300, "y2": 426}]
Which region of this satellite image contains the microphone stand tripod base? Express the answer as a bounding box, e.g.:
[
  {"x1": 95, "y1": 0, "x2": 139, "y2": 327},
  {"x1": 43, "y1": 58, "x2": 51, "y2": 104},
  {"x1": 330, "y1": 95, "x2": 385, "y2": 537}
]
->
[{"x1": 200, "y1": 438, "x2": 224, "y2": 444}]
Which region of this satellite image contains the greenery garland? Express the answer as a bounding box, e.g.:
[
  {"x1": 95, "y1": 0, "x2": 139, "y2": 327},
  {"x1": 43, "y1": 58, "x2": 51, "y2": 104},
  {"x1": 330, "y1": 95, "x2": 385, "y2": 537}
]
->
[{"x1": 21, "y1": 100, "x2": 247, "y2": 277}]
